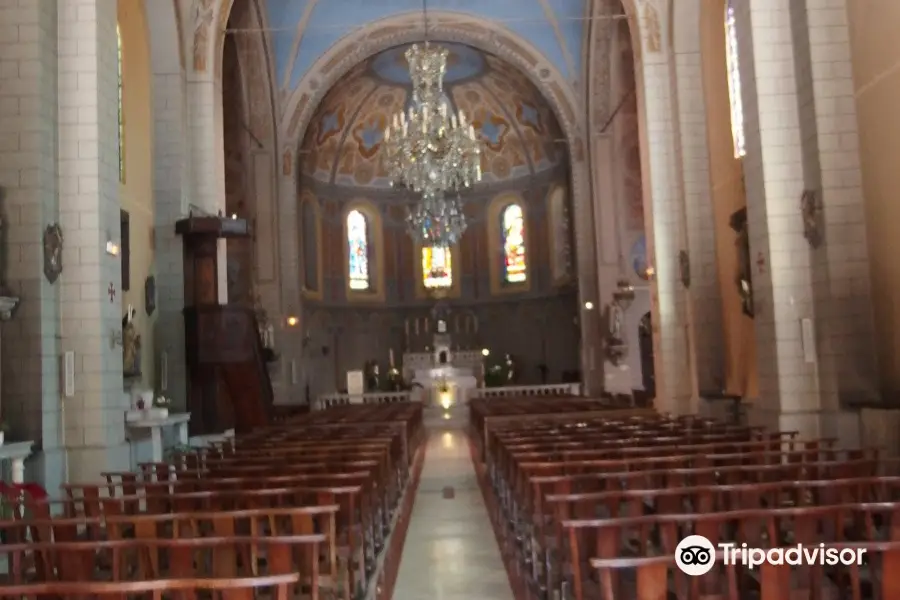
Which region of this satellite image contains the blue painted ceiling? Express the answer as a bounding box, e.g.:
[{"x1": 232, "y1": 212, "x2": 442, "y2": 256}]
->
[{"x1": 264, "y1": 0, "x2": 586, "y2": 90}]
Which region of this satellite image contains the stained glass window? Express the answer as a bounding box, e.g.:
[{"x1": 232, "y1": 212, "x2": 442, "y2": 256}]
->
[
  {"x1": 347, "y1": 210, "x2": 370, "y2": 290},
  {"x1": 422, "y1": 246, "x2": 452, "y2": 289},
  {"x1": 725, "y1": 2, "x2": 746, "y2": 158},
  {"x1": 117, "y1": 25, "x2": 125, "y2": 182},
  {"x1": 501, "y1": 204, "x2": 526, "y2": 283}
]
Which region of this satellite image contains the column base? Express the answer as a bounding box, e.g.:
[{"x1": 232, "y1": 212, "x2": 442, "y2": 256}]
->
[
  {"x1": 25, "y1": 447, "x2": 67, "y2": 502},
  {"x1": 66, "y1": 442, "x2": 131, "y2": 484}
]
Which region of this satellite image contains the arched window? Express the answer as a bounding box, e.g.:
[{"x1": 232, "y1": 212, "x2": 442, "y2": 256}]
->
[
  {"x1": 422, "y1": 246, "x2": 452, "y2": 289},
  {"x1": 347, "y1": 209, "x2": 370, "y2": 290},
  {"x1": 725, "y1": 1, "x2": 745, "y2": 158},
  {"x1": 501, "y1": 204, "x2": 527, "y2": 283},
  {"x1": 117, "y1": 24, "x2": 125, "y2": 182}
]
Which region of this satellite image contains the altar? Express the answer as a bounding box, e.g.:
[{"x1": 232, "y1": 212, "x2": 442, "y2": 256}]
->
[{"x1": 412, "y1": 365, "x2": 478, "y2": 409}]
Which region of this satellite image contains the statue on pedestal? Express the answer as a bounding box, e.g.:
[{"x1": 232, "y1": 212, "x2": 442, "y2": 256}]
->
[{"x1": 122, "y1": 305, "x2": 141, "y2": 377}]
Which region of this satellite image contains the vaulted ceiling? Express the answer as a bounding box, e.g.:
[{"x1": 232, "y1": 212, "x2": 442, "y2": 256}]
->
[
  {"x1": 264, "y1": 0, "x2": 587, "y2": 91},
  {"x1": 298, "y1": 43, "x2": 566, "y2": 189}
]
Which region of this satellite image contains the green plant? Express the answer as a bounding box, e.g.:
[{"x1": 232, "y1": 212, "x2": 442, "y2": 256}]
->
[{"x1": 484, "y1": 364, "x2": 508, "y2": 388}]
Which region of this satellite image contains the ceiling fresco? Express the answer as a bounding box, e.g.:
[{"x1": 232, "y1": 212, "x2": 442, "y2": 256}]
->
[
  {"x1": 264, "y1": 0, "x2": 585, "y2": 90},
  {"x1": 298, "y1": 43, "x2": 566, "y2": 189}
]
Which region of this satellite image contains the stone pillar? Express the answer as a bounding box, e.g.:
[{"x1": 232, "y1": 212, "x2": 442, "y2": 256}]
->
[
  {"x1": 277, "y1": 148, "x2": 302, "y2": 404},
  {"x1": 733, "y1": 0, "x2": 878, "y2": 438},
  {"x1": 635, "y1": 8, "x2": 695, "y2": 415},
  {"x1": 148, "y1": 6, "x2": 189, "y2": 412},
  {"x1": 186, "y1": 76, "x2": 227, "y2": 299},
  {"x1": 57, "y1": 0, "x2": 130, "y2": 481},
  {"x1": 0, "y1": 0, "x2": 66, "y2": 491},
  {"x1": 671, "y1": 0, "x2": 726, "y2": 401}
]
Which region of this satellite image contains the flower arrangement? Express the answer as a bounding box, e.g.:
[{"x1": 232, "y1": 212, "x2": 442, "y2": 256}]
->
[{"x1": 153, "y1": 395, "x2": 172, "y2": 409}]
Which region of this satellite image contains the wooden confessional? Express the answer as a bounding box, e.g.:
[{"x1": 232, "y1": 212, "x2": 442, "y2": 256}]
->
[{"x1": 176, "y1": 216, "x2": 274, "y2": 435}]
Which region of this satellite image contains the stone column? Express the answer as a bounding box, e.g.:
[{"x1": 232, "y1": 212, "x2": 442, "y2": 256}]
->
[
  {"x1": 185, "y1": 76, "x2": 227, "y2": 300},
  {"x1": 147, "y1": 5, "x2": 189, "y2": 412},
  {"x1": 0, "y1": 0, "x2": 65, "y2": 491},
  {"x1": 733, "y1": 0, "x2": 878, "y2": 438},
  {"x1": 635, "y1": 6, "x2": 695, "y2": 415},
  {"x1": 57, "y1": 0, "x2": 130, "y2": 481},
  {"x1": 277, "y1": 148, "x2": 302, "y2": 404},
  {"x1": 671, "y1": 0, "x2": 726, "y2": 401}
]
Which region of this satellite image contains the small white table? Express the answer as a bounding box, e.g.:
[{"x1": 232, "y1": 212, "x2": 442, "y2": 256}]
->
[
  {"x1": 125, "y1": 413, "x2": 191, "y2": 463},
  {"x1": 0, "y1": 440, "x2": 34, "y2": 483}
]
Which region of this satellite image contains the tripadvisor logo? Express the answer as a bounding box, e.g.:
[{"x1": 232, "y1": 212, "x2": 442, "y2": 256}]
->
[{"x1": 675, "y1": 535, "x2": 867, "y2": 576}]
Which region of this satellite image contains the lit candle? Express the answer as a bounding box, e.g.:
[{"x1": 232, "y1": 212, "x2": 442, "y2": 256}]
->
[
  {"x1": 384, "y1": 127, "x2": 390, "y2": 141},
  {"x1": 468, "y1": 124, "x2": 475, "y2": 139},
  {"x1": 459, "y1": 110, "x2": 467, "y2": 126},
  {"x1": 389, "y1": 349, "x2": 395, "y2": 368}
]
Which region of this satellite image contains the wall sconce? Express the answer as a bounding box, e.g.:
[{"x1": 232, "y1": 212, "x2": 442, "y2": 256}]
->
[
  {"x1": 584, "y1": 301, "x2": 594, "y2": 310},
  {"x1": 481, "y1": 348, "x2": 490, "y2": 357},
  {"x1": 106, "y1": 239, "x2": 120, "y2": 256},
  {"x1": 645, "y1": 266, "x2": 656, "y2": 280},
  {"x1": 612, "y1": 279, "x2": 635, "y2": 310},
  {"x1": 286, "y1": 316, "x2": 299, "y2": 327}
]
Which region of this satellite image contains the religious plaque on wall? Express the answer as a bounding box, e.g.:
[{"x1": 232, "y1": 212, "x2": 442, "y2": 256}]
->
[
  {"x1": 144, "y1": 275, "x2": 156, "y2": 316},
  {"x1": 42, "y1": 223, "x2": 63, "y2": 284},
  {"x1": 120, "y1": 210, "x2": 131, "y2": 291},
  {"x1": 800, "y1": 189, "x2": 822, "y2": 249},
  {"x1": 678, "y1": 250, "x2": 690, "y2": 289}
]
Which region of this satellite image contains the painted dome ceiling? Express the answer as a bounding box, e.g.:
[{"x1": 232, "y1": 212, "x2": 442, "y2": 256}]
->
[{"x1": 299, "y1": 43, "x2": 566, "y2": 189}]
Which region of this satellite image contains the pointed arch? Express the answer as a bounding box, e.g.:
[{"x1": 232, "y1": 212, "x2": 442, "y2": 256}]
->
[
  {"x1": 487, "y1": 193, "x2": 531, "y2": 294},
  {"x1": 724, "y1": 0, "x2": 746, "y2": 158},
  {"x1": 342, "y1": 200, "x2": 385, "y2": 302}
]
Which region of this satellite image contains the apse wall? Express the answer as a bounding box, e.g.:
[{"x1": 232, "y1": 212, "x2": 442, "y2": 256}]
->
[{"x1": 295, "y1": 43, "x2": 580, "y2": 396}]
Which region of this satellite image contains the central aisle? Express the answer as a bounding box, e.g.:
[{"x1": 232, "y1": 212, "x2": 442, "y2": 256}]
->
[{"x1": 392, "y1": 410, "x2": 516, "y2": 599}]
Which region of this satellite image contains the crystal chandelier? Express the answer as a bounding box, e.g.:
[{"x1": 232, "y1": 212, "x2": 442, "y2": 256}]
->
[
  {"x1": 406, "y1": 191, "x2": 467, "y2": 247},
  {"x1": 383, "y1": 42, "x2": 483, "y2": 197}
]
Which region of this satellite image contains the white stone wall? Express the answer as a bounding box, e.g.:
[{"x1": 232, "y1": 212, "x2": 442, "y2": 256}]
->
[
  {"x1": 57, "y1": 0, "x2": 130, "y2": 480},
  {"x1": 670, "y1": 0, "x2": 726, "y2": 400},
  {"x1": 0, "y1": 0, "x2": 66, "y2": 490},
  {"x1": 634, "y1": 14, "x2": 694, "y2": 415},
  {"x1": 730, "y1": 0, "x2": 877, "y2": 437},
  {"x1": 146, "y1": 0, "x2": 188, "y2": 411}
]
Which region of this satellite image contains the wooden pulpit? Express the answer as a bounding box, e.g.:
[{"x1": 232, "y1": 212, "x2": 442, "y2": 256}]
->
[{"x1": 176, "y1": 216, "x2": 273, "y2": 435}]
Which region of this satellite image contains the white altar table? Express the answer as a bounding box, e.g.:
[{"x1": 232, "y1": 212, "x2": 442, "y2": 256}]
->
[
  {"x1": 412, "y1": 366, "x2": 477, "y2": 408},
  {"x1": 125, "y1": 412, "x2": 191, "y2": 465}
]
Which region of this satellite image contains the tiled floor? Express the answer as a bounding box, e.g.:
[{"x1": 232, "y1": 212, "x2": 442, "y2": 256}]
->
[{"x1": 392, "y1": 411, "x2": 516, "y2": 599}]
